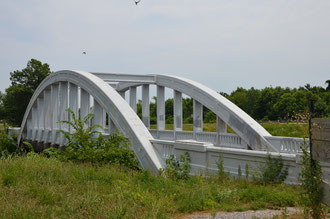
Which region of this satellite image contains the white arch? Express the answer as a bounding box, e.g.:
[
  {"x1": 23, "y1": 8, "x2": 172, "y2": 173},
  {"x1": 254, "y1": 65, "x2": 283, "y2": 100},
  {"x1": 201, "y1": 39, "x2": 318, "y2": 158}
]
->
[
  {"x1": 18, "y1": 70, "x2": 163, "y2": 171},
  {"x1": 109, "y1": 74, "x2": 276, "y2": 152}
]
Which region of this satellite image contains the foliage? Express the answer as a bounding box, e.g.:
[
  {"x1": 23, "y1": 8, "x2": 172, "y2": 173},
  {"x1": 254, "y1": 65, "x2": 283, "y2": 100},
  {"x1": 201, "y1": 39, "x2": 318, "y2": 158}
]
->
[
  {"x1": 44, "y1": 109, "x2": 140, "y2": 170},
  {"x1": 0, "y1": 155, "x2": 302, "y2": 218},
  {"x1": 162, "y1": 152, "x2": 191, "y2": 180},
  {"x1": 245, "y1": 163, "x2": 249, "y2": 180},
  {"x1": 0, "y1": 129, "x2": 17, "y2": 157},
  {"x1": 299, "y1": 145, "x2": 325, "y2": 218},
  {"x1": 9, "y1": 59, "x2": 51, "y2": 91},
  {"x1": 3, "y1": 85, "x2": 34, "y2": 126},
  {"x1": 216, "y1": 155, "x2": 226, "y2": 179},
  {"x1": 3, "y1": 59, "x2": 51, "y2": 126},
  {"x1": 257, "y1": 154, "x2": 288, "y2": 184},
  {"x1": 0, "y1": 92, "x2": 5, "y2": 121}
]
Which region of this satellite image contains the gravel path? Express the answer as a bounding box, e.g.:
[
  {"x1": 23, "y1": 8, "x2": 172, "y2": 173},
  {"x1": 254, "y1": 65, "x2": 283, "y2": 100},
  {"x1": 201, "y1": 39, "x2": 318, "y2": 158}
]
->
[{"x1": 181, "y1": 207, "x2": 302, "y2": 219}]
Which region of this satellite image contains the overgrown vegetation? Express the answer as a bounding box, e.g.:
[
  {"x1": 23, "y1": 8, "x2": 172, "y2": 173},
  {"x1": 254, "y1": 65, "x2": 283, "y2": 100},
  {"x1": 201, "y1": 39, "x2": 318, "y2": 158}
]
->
[
  {"x1": 0, "y1": 154, "x2": 302, "y2": 218},
  {"x1": 257, "y1": 154, "x2": 288, "y2": 184},
  {"x1": 0, "y1": 128, "x2": 17, "y2": 157},
  {"x1": 43, "y1": 109, "x2": 140, "y2": 170},
  {"x1": 300, "y1": 145, "x2": 326, "y2": 218},
  {"x1": 161, "y1": 152, "x2": 191, "y2": 180}
]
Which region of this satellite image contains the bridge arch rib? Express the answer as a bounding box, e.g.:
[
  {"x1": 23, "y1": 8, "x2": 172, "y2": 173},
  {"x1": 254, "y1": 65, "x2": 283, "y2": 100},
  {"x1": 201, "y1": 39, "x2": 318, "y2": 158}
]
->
[
  {"x1": 93, "y1": 73, "x2": 277, "y2": 152},
  {"x1": 18, "y1": 70, "x2": 163, "y2": 171}
]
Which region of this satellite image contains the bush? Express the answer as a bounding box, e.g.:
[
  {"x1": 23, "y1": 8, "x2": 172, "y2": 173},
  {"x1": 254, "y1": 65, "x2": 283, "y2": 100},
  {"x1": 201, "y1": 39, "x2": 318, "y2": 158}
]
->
[
  {"x1": 162, "y1": 152, "x2": 191, "y2": 180},
  {"x1": 257, "y1": 154, "x2": 288, "y2": 184},
  {"x1": 0, "y1": 129, "x2": 17, "y2": 157},
  {"x1": 43, "y1": 109, "x2": 140, "y2": 170},
  {"x1": 300, "y1": 145, "x2": 325, "y2": 218}
]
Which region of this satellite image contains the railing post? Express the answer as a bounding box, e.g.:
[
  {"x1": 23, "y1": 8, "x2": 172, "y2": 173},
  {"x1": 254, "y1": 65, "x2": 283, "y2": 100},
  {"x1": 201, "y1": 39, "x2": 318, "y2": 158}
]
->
[
  {"x1": 142, "y1": 84, "x2": 150, "y2": 129},
  {"x1": 129, "y1": 86, "x2": 137, "y2": 112},
  {"x1": 51, "y1": 83, "x2": 59, "y2": 145},
  {"x1": 157, "y1": 86, "x2": 165, "y2": 137},
  {"x1": 216, "y1": 116, "x2": 227, "y2": 145},
  {"x1": 193, "y1": 99, "x2": 203, "y2": 140},
  {"x1": 174, "y1": 90, "x2": 182, "y2": 140}
]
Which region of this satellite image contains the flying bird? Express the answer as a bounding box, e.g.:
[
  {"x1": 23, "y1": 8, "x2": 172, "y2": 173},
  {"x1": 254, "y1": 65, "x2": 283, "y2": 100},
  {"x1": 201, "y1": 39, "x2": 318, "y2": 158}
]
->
[{"x1": 135, "y1": 0, "x2": 141, "y2": 5}]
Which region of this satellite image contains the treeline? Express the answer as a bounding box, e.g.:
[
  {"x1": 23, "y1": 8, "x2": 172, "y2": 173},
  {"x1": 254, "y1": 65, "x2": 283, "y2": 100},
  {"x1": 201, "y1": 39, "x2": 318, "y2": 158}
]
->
[
  {"x1": 137, "y1": 83, "x2": 330, "y2": 124},
  {"x1": 0, "y1": 59, "x2": 329, "y2": 127}
]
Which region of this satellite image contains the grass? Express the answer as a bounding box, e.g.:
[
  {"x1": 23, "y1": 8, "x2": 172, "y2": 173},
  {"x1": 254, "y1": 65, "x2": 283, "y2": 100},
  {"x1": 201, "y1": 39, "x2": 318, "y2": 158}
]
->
[
  {"x1": 150, "y1": 122, "x2": 308, "y2": 138},
  {"x1": 0, "y1": 154, "x2": 302, "y2": 218}
]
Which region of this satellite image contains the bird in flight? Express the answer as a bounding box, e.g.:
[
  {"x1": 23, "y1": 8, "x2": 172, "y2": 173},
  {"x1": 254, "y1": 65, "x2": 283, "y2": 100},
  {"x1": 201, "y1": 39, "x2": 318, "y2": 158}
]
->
[
  {"x1": 135, "y1": 0, "x2": 141, "y2": 5},
  {"x1": 82, "y1": 52, "x2": 86, "y2": 54}
]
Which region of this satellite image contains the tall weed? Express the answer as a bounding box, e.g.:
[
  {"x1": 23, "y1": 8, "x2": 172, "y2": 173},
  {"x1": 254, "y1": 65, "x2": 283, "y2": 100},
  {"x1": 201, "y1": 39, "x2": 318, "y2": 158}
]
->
[{"x1": 43, "y1": 109, "x2": 140, "y2": 169}]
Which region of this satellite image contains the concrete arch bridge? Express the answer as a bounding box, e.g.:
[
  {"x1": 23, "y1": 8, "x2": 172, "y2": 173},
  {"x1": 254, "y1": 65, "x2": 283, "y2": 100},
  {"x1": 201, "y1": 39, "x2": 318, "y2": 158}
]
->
[{"x1": 17, "y1": 70, "x2": 308, "y2": 183}]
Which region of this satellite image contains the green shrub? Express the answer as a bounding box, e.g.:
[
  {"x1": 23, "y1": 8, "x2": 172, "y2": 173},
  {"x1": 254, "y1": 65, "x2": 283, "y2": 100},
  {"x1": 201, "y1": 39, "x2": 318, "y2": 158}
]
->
[
  {"x1": 162, "y1": 152, "x2": 191, "y2": 180},
  {"x1": 216, "y1": 155, "x2": 227, "y2": 179},
  {"x1": 0, "y1": 129, "x2": 17, "y2": 157},
  {"x1": 43, "y1": 109, "x2": 140, "y2": 170},
  {"x1": 257, "y1": 154, "x2": 288, "y2": 184},
  {"x1": 300, "y1": 145, "x2": 325, "y2": 218}
]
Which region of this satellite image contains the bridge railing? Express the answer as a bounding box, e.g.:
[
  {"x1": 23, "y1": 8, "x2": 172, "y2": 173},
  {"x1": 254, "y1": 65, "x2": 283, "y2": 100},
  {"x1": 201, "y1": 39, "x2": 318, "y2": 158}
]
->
[
  {"x1": 151, "y1": 139, "x2": 302, "y2": 184},
  {"x1": 150, "y1": 129, "x2": 309, "y2": 154}
]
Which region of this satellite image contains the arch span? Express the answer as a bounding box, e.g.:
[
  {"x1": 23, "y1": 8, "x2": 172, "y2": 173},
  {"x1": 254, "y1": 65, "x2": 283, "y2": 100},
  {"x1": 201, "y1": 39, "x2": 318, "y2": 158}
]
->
[
  {"x1": 95, "y1": 73, "x2": 276, "y2": 152},
  {"x1": 18, "y1": 70, "x2": 163, "y2": 171}
]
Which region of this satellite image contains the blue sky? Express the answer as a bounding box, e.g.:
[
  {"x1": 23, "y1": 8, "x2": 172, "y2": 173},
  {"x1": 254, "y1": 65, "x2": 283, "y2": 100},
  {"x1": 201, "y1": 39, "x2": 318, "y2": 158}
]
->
[{"x1": 0, "y1": 0, "x2": 330, "y2": 94}]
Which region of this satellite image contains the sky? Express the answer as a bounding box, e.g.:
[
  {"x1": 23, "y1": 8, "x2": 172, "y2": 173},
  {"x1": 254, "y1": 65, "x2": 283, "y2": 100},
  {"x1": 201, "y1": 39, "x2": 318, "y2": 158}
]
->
[{"x1": 0, "y1": 0, "x2": 330, "y2": 94}]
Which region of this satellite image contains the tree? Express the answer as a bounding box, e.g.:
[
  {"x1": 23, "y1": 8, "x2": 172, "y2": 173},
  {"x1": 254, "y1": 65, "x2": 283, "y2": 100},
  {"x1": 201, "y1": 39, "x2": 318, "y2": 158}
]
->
[
  {"x1": 3, "y1": 59, "x2": 52, "y2": 126},
  {"x1": 326, "y1": 80, "x2": 330, "y2": 91},
  {"x1": 3, "y1": 86, "x2": 34, "y2": 125},
  {"x1": 10, "y1": 59, "x2": 51, "y2": 90},
  {"x1": 0, "y1": 91, "x2": 5, "y2": 121}
]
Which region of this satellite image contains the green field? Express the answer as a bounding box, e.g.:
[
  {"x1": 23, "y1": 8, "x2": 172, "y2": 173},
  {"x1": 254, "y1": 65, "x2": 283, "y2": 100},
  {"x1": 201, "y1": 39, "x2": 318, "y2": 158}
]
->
[
  {"x1": 150, "y1": 122, "x2": 309, "y2": 138},
  {"x1": 0, "y1": 154, "x2": 302, "y2": 218}
]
